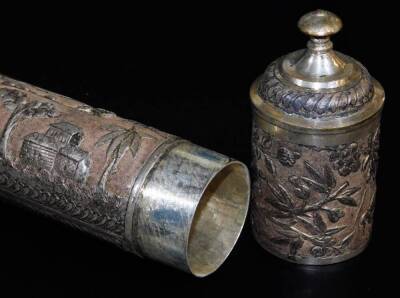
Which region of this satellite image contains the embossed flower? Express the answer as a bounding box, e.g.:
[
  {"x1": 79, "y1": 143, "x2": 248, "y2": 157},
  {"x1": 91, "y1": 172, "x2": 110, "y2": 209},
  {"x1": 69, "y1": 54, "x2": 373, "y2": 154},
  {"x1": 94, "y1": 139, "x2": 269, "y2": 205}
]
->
[
  {"x1": 329, "y1": 143, "x2": 361, "y2": 176},
  {"x1": 310, "y1": 246, "x2": 327, "y2": 258},
  {"x1": 323, "y1": 208, "x2": 345, "y2": 223},
  {"x1": 277, "y1": 147, "x2": 301, "y2": 167}
]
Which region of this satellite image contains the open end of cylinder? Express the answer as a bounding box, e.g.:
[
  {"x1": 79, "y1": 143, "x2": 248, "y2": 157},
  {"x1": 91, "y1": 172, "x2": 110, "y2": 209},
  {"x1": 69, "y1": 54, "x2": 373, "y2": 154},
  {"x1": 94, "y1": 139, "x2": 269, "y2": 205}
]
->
[{"x1": 186, "y1": 162, "x2": 250, "y2": 277}]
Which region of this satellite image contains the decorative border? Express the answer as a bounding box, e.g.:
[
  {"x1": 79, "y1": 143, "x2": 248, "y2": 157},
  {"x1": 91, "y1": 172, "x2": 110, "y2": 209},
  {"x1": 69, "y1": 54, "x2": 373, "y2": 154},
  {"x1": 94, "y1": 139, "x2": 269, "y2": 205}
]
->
[{"x1": 257, "y1": 61, "x2": 374, "y2": 118}]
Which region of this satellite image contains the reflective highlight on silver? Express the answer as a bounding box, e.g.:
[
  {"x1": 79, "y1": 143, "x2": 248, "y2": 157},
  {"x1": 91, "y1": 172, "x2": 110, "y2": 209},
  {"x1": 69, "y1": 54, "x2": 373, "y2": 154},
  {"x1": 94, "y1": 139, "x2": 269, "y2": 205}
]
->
[
  {"x1": 0, "y1": 74, "x2": 250, "y2": 276},
  {"x1": 132, "y1": 142, "x2": 250, "y2": 277}
]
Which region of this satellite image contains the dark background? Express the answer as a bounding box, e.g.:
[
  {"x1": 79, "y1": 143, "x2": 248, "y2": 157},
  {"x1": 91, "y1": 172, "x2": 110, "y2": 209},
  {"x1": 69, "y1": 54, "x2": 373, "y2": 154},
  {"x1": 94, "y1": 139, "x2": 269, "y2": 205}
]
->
[{"x1": 0, "y1": 1, "x2": 397, "y2": 297}]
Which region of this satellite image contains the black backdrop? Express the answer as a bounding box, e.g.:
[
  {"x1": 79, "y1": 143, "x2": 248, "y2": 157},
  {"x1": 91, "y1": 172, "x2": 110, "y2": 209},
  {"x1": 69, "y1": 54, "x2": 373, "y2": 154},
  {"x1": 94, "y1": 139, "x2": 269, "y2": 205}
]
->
[{"x1": 0, "y1": 1, "x2": 398, "y2": 297}]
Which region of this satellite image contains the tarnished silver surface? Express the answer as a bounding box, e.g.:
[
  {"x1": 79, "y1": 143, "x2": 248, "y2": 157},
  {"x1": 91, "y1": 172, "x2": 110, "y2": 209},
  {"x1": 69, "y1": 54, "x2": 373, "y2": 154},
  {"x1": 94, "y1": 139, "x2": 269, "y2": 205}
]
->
[
  {"x1": 250, "y1": 10, "x2": 384, "y2": 265},
  {"x1": 0, "y1": 74, "x2": 250, "y2": 277}
]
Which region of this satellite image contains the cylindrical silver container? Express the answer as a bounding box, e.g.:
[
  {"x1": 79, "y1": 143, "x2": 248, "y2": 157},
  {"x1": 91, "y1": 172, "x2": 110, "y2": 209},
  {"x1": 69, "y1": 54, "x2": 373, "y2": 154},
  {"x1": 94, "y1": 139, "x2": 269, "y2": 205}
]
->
[
  {"x1": 0, "y1": 74, "x2": 250, "y2": 277},
  {"x1": 250, "y1": 10, "x2": 384, "y2": 264}
]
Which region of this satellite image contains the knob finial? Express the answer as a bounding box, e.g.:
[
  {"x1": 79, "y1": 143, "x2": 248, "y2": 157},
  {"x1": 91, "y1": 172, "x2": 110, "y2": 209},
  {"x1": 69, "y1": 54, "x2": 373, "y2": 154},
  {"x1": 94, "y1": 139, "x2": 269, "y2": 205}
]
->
[{"x1": 298, "y1": 9, "x2": 342, "y2": 38}]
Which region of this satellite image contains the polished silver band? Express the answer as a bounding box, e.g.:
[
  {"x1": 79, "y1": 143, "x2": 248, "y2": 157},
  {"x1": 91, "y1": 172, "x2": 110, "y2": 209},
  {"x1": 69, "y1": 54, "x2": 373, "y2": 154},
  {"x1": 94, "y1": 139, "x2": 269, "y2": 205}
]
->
[
  {"x1": 124, "y1": 137, "x2": 180, "y2": 255},
  {"x1": 126, "y1": 140, "x2": 250, "y2": 277}
]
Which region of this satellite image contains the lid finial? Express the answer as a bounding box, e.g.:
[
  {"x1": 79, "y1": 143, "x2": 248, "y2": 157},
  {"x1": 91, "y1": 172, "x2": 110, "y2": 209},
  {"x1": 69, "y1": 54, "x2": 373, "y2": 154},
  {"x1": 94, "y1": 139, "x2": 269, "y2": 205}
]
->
[
  {"x1": 251, "y1": 9, "x2": 379, "y2": 122},
  {"x1": 278, "y1": 9, "x2": 351, "y2": 85},
  {"x1": 298, "y1": 9, "x2": 342, "y2": 39}
]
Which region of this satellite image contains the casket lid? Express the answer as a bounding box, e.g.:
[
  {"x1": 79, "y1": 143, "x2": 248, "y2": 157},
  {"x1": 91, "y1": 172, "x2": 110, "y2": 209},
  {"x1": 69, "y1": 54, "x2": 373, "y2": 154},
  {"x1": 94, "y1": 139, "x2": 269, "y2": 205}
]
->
[{"x1": 251, "y1": 10, "x2": 384, "y2": 132}]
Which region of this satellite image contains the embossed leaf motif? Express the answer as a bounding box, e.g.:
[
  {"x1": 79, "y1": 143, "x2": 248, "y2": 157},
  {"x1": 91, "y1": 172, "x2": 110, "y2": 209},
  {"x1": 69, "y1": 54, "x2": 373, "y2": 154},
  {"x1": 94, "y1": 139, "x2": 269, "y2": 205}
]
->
[
  {"x1": 270, "y1": 237, "x2": 291, "y2": 245},
  {"x1": 264, "y1": 155, "x2": 276, "y2": 176},
  {"x1": 294, "y1": 186, "x2": 310, "y2": 201},
  {"x1": 340, "y1": 231, "x2": 355, "y2": 249},
  {"x1": 302, "y1": 161, "x2": 337, "y2": 193},
  {"x1": 263, "y1": 159, "x2": 361, "y2": 259},
  {"x1": 289, "y1": 176, "x2": 310, "y2": 200},
  {"x1": 275, "y1": 227, "x2": 299, "y2": 239},
  {"x1": 253, "y1": 127, "x2": 276, "y2": 176},
  {"x1": 324, "y1": 226, "x2": 346, "y2": 236},
  {"x1": 301, "y1": 177, "x2": 328, "y2": 194},
  {"x1": 336, "y1": 197, "x2": 357, "y2": 206},
  {"x1": 361, "y1": 155, "x2": 370, "y2": 173},
  {"x1": 362, "y1": 128, "x2": 380, "y2": 181},
  {"x1": 267, "y1": 192, "x2": 290, "y2": 213},
  {"x1": 361, "y1": 193, "x2": 376, "y2": 227},
  {"x1": 268, "y1": 181, "x2": 294, "y2": 210},
  {"x1": 328, "y1": 183, "x2": 360, "y2": 209},
  {"x1": 312, "y1": 212, "x2": 327, "y2": 233},
  {"x1": 335, "y1": 187, "x2": 361, "y2": 207},
  {"x1": 252, "y1": 126, "x2": 366, "y2": 260},
  {"x1": 297, "y1": 216, "x2": 322, "y2": 235},
  {"x1": 324, "y1": 165, "x2": 336, "y2": 188},
  {"x1": 269, "y1": 209, "x2": 291, "y2": 220},
  {"x1": 289, "y1": 238, "x2": 304, "y2": 257},
  {"x1": 270, "y1": 216, "x2": 297, "y2": 228}
]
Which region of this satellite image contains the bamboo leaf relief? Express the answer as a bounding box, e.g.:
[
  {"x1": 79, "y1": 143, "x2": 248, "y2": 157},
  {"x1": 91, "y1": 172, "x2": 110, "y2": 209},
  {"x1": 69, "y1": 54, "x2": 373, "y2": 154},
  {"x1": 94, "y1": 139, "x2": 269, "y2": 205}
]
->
[
  {"x1": 265, "y1": 155, "x2": 276, "y2": 176},
  {"x1": 324, "y1": 226, "x2": 347, "y2": 236},
  {"x1": 340, "y1": 231, "x2": 355, "y2": 248},
  {"x1": 296, "y1": 216, "x2": 321, "y2": 235},
  {"x1": 300, "y1": 177, "x2": 328, "y2": 193},
  {"x1": 289, "y1": 239, "x2": 304, "y2": 257},
  {"x1": 268, "y1": 182, "x2": 294, "y2": 209},
  {"x1": 361, "y1": 128, "x2": 380, "y2": 181},
  {"x1": 263, "y1": 159, "x2": 361, "y2": 259},
  {"x1": 312, "y1": 212, "x2": 327, "y2": 232},
  {"x1": 337, "y1": 196, "x2": 358, "y2": 207},
  {"x1": 338, "y1": 186, "x2": 361, "y2": 197},
  {"x1": 324, "y1": 164, "x2": 336, "y2": 188},
  {"x1": 251, "y1": 123, "x2": 372, "y2": 260},
  {"x1": 275, "y1": 228, "x2": 299, "y2": 239},
  {"x1": 329, "y1": 181, "x2": 350, "y2": 199},
  {"x1": 304, "y1": 161, "x2": 326, "y2": 185}
]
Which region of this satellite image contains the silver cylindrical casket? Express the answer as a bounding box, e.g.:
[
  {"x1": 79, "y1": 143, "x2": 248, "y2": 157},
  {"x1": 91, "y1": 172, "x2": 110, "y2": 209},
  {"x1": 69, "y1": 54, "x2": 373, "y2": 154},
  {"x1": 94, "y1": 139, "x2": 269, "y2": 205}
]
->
[
  {"x1": 250, "y1": 10, "x2": 384, "y2": 264},
  {"x1": 0, "y1": 74, "x2": 250, "y2": 277}
]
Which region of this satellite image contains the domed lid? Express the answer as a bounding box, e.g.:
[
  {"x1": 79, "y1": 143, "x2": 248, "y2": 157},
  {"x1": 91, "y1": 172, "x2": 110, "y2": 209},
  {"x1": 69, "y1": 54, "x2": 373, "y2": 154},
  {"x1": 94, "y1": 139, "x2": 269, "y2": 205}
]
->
[{"x1": 251, "y1": 10, "x2": 384, "y2": 131}]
